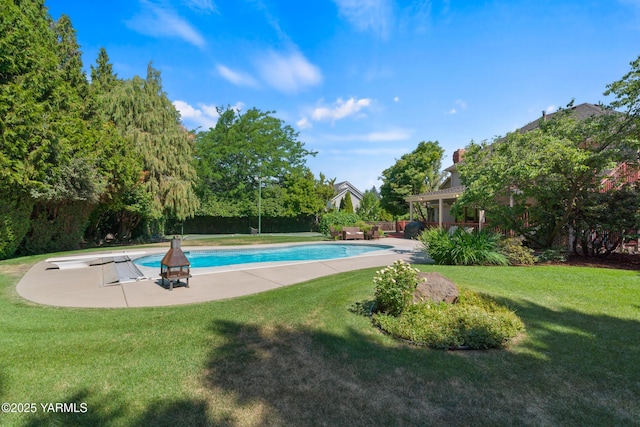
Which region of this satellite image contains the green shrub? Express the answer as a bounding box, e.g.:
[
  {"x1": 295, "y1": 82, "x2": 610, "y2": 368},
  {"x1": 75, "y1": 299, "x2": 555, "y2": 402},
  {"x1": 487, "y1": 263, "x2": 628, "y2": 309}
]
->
[
  {"x1": 318, "y1": 211, "x2": 360, "y2": 236},
  {"x1": 537, "y1": 248, "x2": 567, "y2": 263},
  {"x1": 373, "y1": 260, "x2": 420, "y2": 316},
  {"x1": 419, "y1": 227, "x2": 508, "y2": 266},
  {"x1": 20, "y1": 201, "x2": 93, "y2": 255},
  {"x1": 373, "y1": 289, "x2": 525, "y2": 349},
  {"x1": 498, "y1": 237, "x2": 536, "y2": 265},
  {"x1": 0, "y1": 192, "x2": 33, "y2": 259},
  {"x1": 355, "y1": 220, "x2": 372, "y2": 232}
]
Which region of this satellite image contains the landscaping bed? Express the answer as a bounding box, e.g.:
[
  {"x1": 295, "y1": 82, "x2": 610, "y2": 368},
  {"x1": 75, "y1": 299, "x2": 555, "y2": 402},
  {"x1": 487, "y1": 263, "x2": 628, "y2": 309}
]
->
[{"x1": 560, "y1": 253, "x2": 640, "y2": 270}]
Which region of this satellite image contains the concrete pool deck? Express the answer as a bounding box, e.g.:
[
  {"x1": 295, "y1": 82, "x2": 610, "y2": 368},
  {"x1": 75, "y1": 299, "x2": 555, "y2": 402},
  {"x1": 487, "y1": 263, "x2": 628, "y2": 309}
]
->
[{"x1": 15, "y1": 238, "x2": 427, "y2": 308}]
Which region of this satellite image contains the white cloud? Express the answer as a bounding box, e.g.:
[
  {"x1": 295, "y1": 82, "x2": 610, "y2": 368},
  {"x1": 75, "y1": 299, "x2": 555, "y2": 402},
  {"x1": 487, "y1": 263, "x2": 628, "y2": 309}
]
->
[
  {"x1": 394, "y1": 96, "x2": 400, "y2": 102},
  {"x1": 173, "y1": 100, "x2": 220, "y2": 130},
  {"x1": 399, "y1": 0, "x2": 432, "y2": 34},
  {"x1": 545, "y1": 105, "x2": 556, "y2": 114},
  {"x1": 296, "y1": 117, "x2": 312, "y2": 130},
  {"x1": 448, "y1": 99, "x2": 468, "y2": 114},
  {"x1": 365, "y1": 130, "x2": 411, "y2": 141},
  {"x1": 329, "y1": 147, "x2": 408, "y2": 155},
  {"x1": 255, "y1": 50, "x2": 323, "y2": 93},
  {"x1": 323, "y1": 129, "x2": 412, "y2": 142},
  {"x1": 311, "y1": 97, "x2": 372, "y2": 122},
  {"x1": 216, "y1": 64, "x2": 259, "y2": 87},
  {"x1": 126, "y1": 1, "x2": 206, "y2": 48},
  {"x1": 333, "y1": 0, "x2": 393, "y2": 38},
  {"x1": 184, "y1": 0, "x2": 217, "y2": 13}
]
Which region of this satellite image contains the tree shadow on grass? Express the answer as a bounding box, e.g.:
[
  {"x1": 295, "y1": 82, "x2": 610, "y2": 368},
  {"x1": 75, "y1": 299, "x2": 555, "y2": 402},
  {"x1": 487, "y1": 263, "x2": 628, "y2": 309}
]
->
[
  {"x1": 19, "y1": 388, "x2": 211, "y2": 427},
  {"x1": 199, "y1": 300, "x2": 640, "y2": 426},
  {"x1": 15, "y1": 299, "x2": 640, "y2": 426}
]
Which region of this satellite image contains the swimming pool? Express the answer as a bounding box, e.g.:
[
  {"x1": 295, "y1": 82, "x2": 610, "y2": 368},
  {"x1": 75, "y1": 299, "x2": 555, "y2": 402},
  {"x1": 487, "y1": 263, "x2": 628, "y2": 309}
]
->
[{"x1": 134, "y1": 243, "x2": 392, "y2": 269}]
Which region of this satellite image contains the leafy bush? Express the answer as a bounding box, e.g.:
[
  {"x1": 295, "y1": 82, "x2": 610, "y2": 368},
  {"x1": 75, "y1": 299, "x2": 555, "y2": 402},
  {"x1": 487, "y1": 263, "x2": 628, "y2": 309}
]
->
[
  {"x1": 0, "y1": 193, "x2": 33, "y2": 259},
  {"x1": 537, "y1": 248, "x2": 567, "y2": 263},
  {"x1": 373, "y1": 260, "x2": 420, "y2": 316},
  {"x1": 20, "y1": 201, "x2": 93, "y2": 255},
  {"x1": 498, "y1": 237, "x2": 536, "y2": 265},
  {"x1": 318, "y1": 211, "x2": 360, "y2": 236},
  {"x1": 373, "y1": 289, "x2": 525, "y2": 349},
  {"x1": 419, "y1": 227, "x2": 508, "y2": 266},
  {"x1": 355, "y1": 220, "x2": 372, "y2": 232}
]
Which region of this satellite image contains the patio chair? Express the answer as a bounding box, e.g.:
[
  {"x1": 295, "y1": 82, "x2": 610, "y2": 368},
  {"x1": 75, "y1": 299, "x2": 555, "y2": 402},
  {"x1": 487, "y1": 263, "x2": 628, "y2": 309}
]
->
[
  {"x1": 366, "y1": 226, "x2": 381, "y2": 240},
  {"x1": 329, "y1": 226, "x2": 341, "y2": 240}
]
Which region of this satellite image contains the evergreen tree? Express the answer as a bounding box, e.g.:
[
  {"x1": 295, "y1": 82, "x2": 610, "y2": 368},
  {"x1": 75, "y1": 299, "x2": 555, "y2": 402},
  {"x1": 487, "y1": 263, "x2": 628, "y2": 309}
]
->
[
  {"x1": 90, "y1": 47, "x2": 118, "y2": 93},
  {"x1": 342, "y1": 192, "x2": 354, "y2": 213},
  {"x1": 87, "y1": 48, "x2": 147, "y2": 239},
  {"x1": 100, "y1": 63, "x2": 199, "y2": 236},
  {"x1": 0, "y1": 0, "x2": 102, "y2": 255}
]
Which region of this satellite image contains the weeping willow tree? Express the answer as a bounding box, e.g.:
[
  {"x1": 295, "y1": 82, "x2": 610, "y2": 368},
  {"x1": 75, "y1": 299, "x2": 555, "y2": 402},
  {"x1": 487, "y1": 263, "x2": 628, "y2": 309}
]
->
[{"x1": 100, "y1": 63, "x2": 199, "y2": 237}]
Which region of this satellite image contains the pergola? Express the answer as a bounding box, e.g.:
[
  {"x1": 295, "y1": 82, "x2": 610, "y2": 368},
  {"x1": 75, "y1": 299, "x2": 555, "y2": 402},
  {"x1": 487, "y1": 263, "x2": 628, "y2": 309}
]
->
[{"x1": 405, "y1": 185, "x2": 485, "y2": 230}]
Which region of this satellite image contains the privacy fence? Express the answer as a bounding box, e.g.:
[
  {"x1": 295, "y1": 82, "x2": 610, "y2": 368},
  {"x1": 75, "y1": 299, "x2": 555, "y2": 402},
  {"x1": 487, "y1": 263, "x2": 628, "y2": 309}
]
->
[{"x1": 168, "y1": 215, "x2": 319, "y2": 235}]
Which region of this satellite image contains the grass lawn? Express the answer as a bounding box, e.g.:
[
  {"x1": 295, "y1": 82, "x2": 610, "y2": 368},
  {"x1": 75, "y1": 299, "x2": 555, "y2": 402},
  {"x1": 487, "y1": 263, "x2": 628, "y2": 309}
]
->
[{"x1": 0, "y1": 243, "x2": 639, "y2": 425}]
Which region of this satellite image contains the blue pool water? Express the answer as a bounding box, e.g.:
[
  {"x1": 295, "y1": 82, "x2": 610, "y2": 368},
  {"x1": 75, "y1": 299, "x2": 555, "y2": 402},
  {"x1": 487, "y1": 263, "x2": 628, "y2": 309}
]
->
[{"x1": 134, "y1": 243, "x2": 391, "y2": 269}]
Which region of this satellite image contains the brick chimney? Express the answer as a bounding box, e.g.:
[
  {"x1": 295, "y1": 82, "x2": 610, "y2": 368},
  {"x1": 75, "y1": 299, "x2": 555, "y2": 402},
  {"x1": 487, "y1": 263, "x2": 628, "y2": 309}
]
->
[{"x1": 453, "y1": 148, "x2": 465, "y2": 164}]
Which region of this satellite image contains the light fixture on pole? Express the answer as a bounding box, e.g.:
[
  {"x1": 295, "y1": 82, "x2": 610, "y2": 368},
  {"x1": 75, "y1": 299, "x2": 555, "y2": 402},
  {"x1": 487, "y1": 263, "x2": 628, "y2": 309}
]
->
[
  {"x1": 258, "y1": 173, "x2": 262, "y2": 235},
  {"x1": 257, "y1": 161, "x2": 262, "y2": 235}
]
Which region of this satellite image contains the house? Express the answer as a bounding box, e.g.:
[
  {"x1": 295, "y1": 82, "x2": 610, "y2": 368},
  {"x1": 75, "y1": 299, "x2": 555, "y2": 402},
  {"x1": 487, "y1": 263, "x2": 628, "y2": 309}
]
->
[
  {"x1": 405, "y1": 103, "x2": 636, "y2": 229},
  {"x1": 405, "y1": 148, "x2": 470, "y2": 228},
  {"x1": 331, "y1": 181, "x2": 363, "y2": 211}
]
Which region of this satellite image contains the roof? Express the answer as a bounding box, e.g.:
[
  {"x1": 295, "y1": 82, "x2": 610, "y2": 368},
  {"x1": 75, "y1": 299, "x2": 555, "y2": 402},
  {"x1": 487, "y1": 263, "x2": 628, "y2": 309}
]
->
[
  {"x1": 406, "y1": 103, "x2": 611, "y2": 203},
  {"x1": 161, "y1": 248, "x2": 190, "y2": 267},
  {"x1": 332, "y1": 181, "x2": 363, "y2": 200},
  {"x1": 405, "y1": 185, "x2": 465, "y2": 202},
  {"x1": 517, "y1": 103, "x2": 610, "y2": 134}
]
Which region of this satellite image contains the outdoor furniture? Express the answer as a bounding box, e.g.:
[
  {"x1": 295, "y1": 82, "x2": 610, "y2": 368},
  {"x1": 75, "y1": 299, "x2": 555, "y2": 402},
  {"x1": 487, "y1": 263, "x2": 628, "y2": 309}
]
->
[
  {"x1": 160, "y1": 238, "x2": 191, "y2": 291},
  {"x1": 365, "y1": 226, "x2": 381, "y2": 240},
  {"x1": 329, "y1": 226, "x2": 341, "y2": 240},
  {"x1": 342, "y1": 227, "x2": 364, "y2": 240}
]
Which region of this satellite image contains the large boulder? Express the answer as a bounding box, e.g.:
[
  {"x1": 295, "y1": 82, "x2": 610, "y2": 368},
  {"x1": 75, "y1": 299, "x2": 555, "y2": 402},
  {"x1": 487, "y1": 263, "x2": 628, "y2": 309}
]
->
[{"x1": 413, "y1": 272, "x2": 459, "y2": 304}]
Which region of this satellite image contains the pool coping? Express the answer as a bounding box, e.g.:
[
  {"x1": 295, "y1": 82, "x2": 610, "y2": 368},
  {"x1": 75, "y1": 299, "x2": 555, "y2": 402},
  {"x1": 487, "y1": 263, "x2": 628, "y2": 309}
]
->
[{"x1": 15, "y1": 238, "x2": 428, "y2": 308}]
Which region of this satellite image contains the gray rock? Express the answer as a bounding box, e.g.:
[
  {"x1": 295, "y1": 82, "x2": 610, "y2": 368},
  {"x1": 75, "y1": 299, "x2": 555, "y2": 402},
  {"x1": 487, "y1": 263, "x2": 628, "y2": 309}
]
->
[{"x1": 414, "y1": 272, "x2": 459, "y2": 304}]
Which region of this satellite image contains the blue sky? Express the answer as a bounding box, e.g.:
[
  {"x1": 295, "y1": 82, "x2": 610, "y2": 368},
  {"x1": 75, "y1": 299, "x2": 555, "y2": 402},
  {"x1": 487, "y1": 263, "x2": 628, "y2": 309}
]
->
[{"x1": 47, "y1": 0, "x2": 640, "y2": 191}]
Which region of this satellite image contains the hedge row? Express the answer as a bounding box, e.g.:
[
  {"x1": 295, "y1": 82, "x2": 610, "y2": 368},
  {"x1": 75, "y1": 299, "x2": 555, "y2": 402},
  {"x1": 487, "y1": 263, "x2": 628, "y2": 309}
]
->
[{"x1": 168, "y1": 215, "x2": 319, "y2": 235}]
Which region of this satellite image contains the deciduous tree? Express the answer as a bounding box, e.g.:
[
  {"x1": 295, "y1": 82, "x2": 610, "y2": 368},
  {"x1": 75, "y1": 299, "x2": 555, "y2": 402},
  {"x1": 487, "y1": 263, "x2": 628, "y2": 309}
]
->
[
  {"x1": 195, "y1": 107, "x2": 317, "y2": 217},
  {"x1": 99, "y1": 63, "x2": 199, "y2": 236},
  {"x1": 379, "y1": 141, "x2": 445, "y2": 217},
  {"x1": 457, "y1": 102, "x2": 638, "y2": 250}
]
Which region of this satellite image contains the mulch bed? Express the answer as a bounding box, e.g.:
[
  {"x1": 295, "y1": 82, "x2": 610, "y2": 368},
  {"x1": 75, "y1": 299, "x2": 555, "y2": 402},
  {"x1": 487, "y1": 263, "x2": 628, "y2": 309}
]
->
[{"x1": 553, "y1": 253, "x2": 640, "y2": 271}]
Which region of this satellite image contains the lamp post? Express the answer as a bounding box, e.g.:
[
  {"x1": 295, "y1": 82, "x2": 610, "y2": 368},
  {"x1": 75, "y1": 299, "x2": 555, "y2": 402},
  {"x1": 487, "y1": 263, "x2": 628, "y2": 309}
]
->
[
  {"x1": 257, "y1": 161, "x2": 262, "y2": 235},
  {"x1": 258, "y1": 173, "x2": 262, "y2": 235}
]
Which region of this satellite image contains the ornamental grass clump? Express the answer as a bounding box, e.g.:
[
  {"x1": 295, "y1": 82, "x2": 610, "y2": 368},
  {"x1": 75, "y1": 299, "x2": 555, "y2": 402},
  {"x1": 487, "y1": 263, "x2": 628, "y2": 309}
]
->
[
  {"x1": 419, "y1": 227, "x2": 508, "y2": 266},
  {"x1": 373, "y1": 260, "x2": 420, "y2": 316}
]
